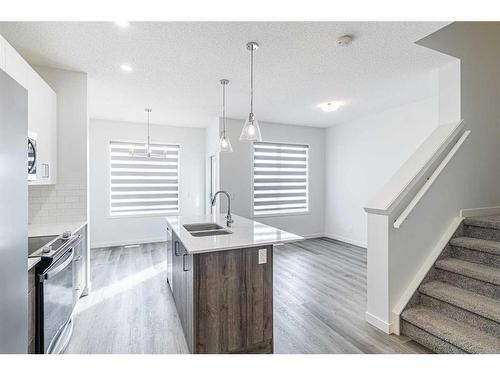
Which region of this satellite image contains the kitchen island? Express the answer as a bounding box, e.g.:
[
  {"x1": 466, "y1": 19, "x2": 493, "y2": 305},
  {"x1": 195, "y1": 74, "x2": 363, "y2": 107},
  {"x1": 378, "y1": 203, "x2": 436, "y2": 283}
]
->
[{"x1": 165, "y1": 214, "x2": 302, "y2": 354}]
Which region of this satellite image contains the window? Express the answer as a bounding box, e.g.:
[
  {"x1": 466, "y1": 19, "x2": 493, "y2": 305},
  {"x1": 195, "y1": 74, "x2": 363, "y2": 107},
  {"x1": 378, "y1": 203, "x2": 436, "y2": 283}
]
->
[
  {"x1": 253, "y1": 142, "x2": 309, "y2": 216},
  {"x1": 109, "y1": 140, "x2": 180, "y2": 216}
]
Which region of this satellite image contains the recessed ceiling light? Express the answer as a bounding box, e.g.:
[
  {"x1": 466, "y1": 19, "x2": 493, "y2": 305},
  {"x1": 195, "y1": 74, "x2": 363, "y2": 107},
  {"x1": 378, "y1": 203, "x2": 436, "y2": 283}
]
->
[
  {"x1": 317, "y1": 101, "x2": 344, "y2": 112},
  {"x1": 120, "y1": 64, "x2": 133, "y2": 72},
  {"x1": 115, "y1": 21, "x2": 130, "y2": 28}
]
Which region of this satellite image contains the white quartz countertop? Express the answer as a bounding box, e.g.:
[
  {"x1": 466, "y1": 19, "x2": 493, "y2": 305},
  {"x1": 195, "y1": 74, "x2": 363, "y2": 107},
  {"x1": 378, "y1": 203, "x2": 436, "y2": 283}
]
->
[
  {"x1": 165, "y1": 214, "x2": 303, "y2": 254},
  {"x1": 28, "y1": 221, "x2": 87, "y2": 238}
]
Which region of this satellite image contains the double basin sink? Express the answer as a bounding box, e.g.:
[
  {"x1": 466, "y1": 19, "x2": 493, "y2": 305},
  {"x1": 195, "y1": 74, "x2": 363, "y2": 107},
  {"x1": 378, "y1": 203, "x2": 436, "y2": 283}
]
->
[{"x1": 183, "y1": 222, "x2": 232, "y2": 237}]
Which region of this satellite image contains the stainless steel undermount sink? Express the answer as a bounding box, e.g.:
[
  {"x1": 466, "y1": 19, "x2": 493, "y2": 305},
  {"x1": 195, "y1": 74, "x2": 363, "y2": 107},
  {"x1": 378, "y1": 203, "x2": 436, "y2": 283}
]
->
[
  {"x1": 189, "y1": 229, "x2": 232, "y2": 237},
  {"x1": 183, "y1": 222, "x2": 232, "y2": 237},
  {"x1": 183, "y1": 222, "x2": 223, "y2": 232}
]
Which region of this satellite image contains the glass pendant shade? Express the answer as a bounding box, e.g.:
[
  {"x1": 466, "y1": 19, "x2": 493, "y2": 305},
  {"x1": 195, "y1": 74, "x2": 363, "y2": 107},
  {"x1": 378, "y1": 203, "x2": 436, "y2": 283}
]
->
[
  {"x1": 239, "y1": 114, "x2": 262, "y2": 141},
  {"x1": 218, "y1": 132, "x2": 233, "y2": 152},
  {"x1": 218, "y1": 78, "x2": 233, "y2": 152}
]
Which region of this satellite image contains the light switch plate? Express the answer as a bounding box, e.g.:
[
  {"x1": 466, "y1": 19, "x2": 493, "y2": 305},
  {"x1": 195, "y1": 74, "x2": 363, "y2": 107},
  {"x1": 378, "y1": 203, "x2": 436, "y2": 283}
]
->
[{"x1": 258, "y1": 248, "x2": 267, "y2": 264}]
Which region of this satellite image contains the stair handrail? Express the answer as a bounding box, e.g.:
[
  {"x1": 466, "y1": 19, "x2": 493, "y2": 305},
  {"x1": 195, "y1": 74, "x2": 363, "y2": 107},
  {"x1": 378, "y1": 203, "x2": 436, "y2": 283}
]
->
[
  {"x1": 393, "y1": 129, "x2": 471, "y2": 229},
  {"x1": 365, "y1": 120, "x2": 465, "y2": 217}
]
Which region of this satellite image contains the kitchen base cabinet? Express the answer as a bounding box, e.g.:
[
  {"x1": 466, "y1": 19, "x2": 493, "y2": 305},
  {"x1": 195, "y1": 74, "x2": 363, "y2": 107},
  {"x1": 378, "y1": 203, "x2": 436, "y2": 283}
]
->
[{"x1": 169, "y1": 228, "x2": 273, "y2": 354}]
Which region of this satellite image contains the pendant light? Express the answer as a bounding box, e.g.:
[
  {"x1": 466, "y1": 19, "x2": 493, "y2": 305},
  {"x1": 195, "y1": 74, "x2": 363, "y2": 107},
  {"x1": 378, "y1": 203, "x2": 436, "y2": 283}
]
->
[
  {"x1": 130, "y1": 108, "x2": 166, "y2": 158},
  {"x1": 240, "y1": 41, "x2": 262, "y2": 142},
  {"x1": 219, "y1": 79, "x2": 233, "y2": 152}
]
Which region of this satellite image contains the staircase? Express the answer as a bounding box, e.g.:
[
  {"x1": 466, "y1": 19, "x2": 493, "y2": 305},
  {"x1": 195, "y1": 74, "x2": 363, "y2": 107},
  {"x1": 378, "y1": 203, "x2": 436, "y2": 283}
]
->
[{"x1": 401, "y1": 215, "x2": 500, "y2": 353}]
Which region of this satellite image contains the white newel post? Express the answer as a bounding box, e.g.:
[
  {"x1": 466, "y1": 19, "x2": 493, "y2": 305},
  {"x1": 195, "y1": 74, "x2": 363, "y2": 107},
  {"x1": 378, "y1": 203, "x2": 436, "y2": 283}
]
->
[{"x1": 365, "y1": 212, "x2": 393, "y2": 334}]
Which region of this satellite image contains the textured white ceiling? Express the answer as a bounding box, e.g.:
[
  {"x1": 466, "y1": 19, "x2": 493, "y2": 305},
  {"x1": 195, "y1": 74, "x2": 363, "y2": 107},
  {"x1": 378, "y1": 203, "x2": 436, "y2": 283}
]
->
[{"x1": 0, "y1": 22, "x2": 453, "y2": 128}]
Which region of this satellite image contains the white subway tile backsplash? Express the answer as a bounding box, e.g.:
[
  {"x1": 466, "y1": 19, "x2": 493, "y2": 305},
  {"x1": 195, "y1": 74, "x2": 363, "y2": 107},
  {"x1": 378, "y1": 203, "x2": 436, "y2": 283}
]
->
[{"x1": 29, "y1": 183, "x2": 87, "y2": 225}]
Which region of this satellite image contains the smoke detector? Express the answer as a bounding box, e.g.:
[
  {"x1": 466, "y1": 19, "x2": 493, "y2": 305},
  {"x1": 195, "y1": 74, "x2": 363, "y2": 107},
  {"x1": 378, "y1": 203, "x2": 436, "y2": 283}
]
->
[{"x1": 336, "y1": 35, "x2": 353, "y2": 47}]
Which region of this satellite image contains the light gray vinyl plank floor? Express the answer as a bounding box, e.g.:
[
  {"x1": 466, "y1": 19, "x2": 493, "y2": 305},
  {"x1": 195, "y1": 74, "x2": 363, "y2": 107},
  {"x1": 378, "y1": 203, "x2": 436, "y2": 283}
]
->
[{"x1": 66, "y1": 238, "x2": 431, "y2": 354}]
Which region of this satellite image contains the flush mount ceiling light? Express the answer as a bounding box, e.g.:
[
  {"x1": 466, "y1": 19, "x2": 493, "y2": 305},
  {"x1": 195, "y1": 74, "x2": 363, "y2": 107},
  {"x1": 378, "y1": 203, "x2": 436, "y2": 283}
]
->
[
  {"x1": 218, "y1": 79, "x2": 233, "y2": 153},
  {"x1": 120, "y1": 64, "x2": 133, "y2": 72},
  {"x1": 240, "y1": 41, "x2": 262, "y2": 142},
  {"x1": 129, "y1": 109, "x2": 167, "y2": 158},
  {"x1": 114, "y1": 21, "x2": 130, "y2": 28},
  {"x1": 317, "y1": 101, "x2": 344, "y2": 112},
  {"x1": 336, "y1": 35, "x2": 353, "y2": 47}
]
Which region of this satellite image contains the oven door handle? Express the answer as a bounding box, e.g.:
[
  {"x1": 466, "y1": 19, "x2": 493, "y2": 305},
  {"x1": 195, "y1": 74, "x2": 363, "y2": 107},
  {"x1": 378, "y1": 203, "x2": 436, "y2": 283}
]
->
[{"x1": 43, "y1": 248, "x2": 74, "y2": 281}]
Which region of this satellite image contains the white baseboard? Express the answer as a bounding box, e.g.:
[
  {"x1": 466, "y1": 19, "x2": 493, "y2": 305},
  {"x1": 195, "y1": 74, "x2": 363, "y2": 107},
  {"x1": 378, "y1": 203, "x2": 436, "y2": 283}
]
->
[
  {"x1": 302, "y1": 233, "x2": 325, "y2": 239},
  {"x1": 91, "y1": 237, "x2": 166, "y2": 249},
  {"x1": 391, "y1": 216, "x2": 463, "y2": 334},
  {"x1": 324, "y1": 233, "x2": 367, "y2": 248},
  {"x1": 365, "y1": 311, "x2": 393, "y2": 334},
  {"x1": 461, "y1": 205, "x2": 500, "y2": 218}
]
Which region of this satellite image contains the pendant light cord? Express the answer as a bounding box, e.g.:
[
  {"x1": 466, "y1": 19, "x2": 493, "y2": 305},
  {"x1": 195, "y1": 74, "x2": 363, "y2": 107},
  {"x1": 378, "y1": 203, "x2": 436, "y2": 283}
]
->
[
  {"x1": 222, "y1": 82, "x2": 226, "y2": 136},
  {"x1": 250, "y1": 47, "x2": 254, "y2": 114},
  {"x1": 147, "y1": 109, "x2": 151, "y2": 147}
]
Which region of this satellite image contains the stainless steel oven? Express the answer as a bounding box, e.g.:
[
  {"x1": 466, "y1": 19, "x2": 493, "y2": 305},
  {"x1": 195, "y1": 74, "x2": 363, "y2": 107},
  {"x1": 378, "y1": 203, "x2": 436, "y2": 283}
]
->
[{"x1": 32, "y1": 234, "x2": 80, "y2": 354}]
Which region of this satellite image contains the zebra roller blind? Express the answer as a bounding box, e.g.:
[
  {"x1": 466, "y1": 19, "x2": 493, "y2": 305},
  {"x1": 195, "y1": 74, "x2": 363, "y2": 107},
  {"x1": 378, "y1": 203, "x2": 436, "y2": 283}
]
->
[
  {"x1": 109, "y1": 141, "x2": 180, "y2": 216},
  {"x1": 253, "y1": 142, "x2": 309, "y2": 216}
]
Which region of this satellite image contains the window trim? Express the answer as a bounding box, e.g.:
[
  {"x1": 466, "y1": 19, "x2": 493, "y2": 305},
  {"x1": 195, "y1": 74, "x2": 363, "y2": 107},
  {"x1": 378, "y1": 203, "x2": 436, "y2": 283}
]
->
[
  {"x1": 107, "y1": 138, "x2": 182, "y2": 219},
  {"x1": 251, "y1": 140, "x2": 310, "y2": 218}
]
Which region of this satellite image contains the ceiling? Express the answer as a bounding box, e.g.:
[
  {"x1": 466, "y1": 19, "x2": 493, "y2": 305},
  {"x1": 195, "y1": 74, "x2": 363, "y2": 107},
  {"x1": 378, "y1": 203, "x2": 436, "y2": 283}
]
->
[{"x1": 0, "y1": 22, "x2": 454, "y2": 128}]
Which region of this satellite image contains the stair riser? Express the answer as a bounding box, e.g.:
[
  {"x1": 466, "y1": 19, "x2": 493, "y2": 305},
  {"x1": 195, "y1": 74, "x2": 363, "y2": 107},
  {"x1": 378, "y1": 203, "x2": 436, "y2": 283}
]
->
[
  {"x1": 450, "y1": 246, "x2": 500, "y2": 267},
  {"x1": 419, "y1": 294, "x2": 500, "y2": 337},
  {"x1": 433, "y1": 269, "x2": 500, "y2": 300},
  {"x1": 400, "y1": 321, "x2": 466, "y2": 354},
  {"x1": 464, "y1": 225, "x2": 500, "y2": 242}
]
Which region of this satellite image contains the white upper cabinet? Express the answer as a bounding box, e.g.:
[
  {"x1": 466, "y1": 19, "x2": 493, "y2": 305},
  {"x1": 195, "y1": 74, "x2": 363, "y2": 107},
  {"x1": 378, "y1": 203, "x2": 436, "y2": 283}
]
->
[
  {"x1": 27, "y1": 68, "x2": 57, "y2": 185},
  {"x1": 0, "y1": 34, "x2": 57, "y2": 185}
]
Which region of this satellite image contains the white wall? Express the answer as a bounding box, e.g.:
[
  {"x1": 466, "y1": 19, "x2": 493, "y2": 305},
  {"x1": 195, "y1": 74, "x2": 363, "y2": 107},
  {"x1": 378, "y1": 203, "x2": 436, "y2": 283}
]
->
[
  {"x1": 324, "y1": 96, "x2": 440, "y2": 247},
  {"x1": 28, "y1": 67, "x2": 88, "y2": 225},
  {"x1": 438, "y1": 60, "x2": 461, "y2": 124},
  {"x1": 205, "y1": 119, "x2": 220, "y2": 214},
  {"x1": 89, "y1": 119, "x2": 206, "y2": 248},
  {"x1": 219, "y1": 118, "x2": 325, "y2": 237}
]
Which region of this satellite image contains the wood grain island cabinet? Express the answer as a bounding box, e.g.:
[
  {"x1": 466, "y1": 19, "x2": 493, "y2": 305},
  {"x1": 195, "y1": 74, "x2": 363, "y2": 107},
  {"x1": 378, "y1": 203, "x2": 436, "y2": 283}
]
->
[
  {"x1": 170, "y1": 230, "x2": 273, "y2": 353},
  {"x1": 166, "y1": 214, "x2": 301, "y2": 354}
]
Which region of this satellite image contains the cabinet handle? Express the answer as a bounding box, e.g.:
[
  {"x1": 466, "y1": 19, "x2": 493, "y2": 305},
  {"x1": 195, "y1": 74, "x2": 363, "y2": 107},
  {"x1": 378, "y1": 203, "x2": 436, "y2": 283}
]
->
[
  {"x1": 174, "y1": 241, "x2": 180, "y2": 256},
  {"x1": 182, "y1": 254, "x2": 191, "y2": 272},
  {"x1": 42, "y1": 163, "x2": 49, "y2": 178}
]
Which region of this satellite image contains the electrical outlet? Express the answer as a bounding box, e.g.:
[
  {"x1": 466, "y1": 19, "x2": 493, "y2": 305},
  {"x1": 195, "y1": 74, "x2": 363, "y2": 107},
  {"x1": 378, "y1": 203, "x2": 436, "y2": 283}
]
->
[{"x1": 258, "y1": 248, "x2": 267, "y2": 264}]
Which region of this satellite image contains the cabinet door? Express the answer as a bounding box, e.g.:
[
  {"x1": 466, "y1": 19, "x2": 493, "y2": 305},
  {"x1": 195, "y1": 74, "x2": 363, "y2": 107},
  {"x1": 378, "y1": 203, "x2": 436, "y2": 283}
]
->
[
  {"x1": 172, "y1": 235, "x2": 183, "y2": 318},
  {"x1": 28, "y1": 69, "x2": 57, "y2": 185},
  {"x1": 166, "y1": 227, "x2": 173, "y2": 289},
  {"x1": 182, "y1": 248, "x2": 194, "y2": 352}
]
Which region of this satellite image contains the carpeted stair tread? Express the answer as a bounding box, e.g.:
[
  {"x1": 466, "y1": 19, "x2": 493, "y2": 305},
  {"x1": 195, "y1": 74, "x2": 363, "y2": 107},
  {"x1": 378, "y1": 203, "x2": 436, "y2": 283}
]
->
[
  {"x1": 450, "y1": 236, "x2": 500, "y2": 256},
  {"x1": 464, "y1": 215, "x2": 500, "y2": 230},
  {"x1": 435, "y1": 258, "x2": 500, "y2": 286},
  {"x1": 419, "y1": 281, "x2": 500, "y2": 322},
  {"x1": 401, "y1": 306, "x2": 500, "y2": 353}
]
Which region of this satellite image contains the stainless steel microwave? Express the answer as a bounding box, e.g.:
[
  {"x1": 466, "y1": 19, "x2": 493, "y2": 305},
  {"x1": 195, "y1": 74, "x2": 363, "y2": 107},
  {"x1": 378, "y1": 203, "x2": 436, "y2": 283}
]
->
[{"x1": 28, "y1": 132, "x2": 37, "y2": 181}]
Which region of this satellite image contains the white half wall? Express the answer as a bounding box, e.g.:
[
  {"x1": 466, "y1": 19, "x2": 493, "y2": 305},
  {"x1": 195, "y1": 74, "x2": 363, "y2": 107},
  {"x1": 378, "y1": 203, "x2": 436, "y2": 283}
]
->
[
  {"x1": 89, "y1": 119, "x2": 206, "y2": 248},
  {"x1": 324, "y1": 96, "x2": 440, "y2": 247},
  {"x1": 219, "y1": 118, "x2": 325, "y2": 237}
]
